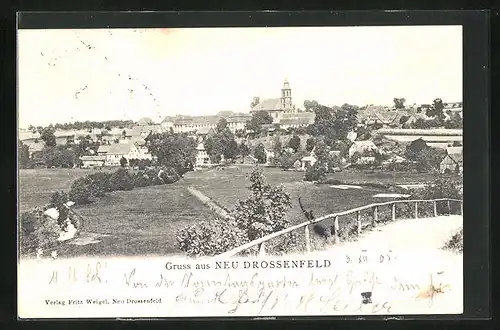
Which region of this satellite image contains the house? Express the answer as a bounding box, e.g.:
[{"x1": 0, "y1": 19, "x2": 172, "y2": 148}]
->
[
  {"x1": 28, "y1": 141, "x2": 45, "y2": 158},
  {"x1": 279, "y1": 112, "x2": 315, "y2": 130},
  {"x1": 196, "y1": 127, "x2": 215, "y2": 139},
  {"x1": 348, "y1": 140, "x2": 378, "y2": 158},
  {"x1": 301, "y1": 152, "x2": 317, "y2": 171},
  {"x1": 80, "y1": 155, "x2": 106, "y2": 168},
  {"x1": 195, "y1": 143, "x2": 211, "y2": 168},
  {"x1": 137, "y1": 117, "x2": 154, "y2": 126},
  {"x1": 440, "y1": 146, "x2": 463, "y2": 174},
  {"x1": 97, "y1": 142, "x2": 142, "y2": 166},
  {"x1": 54, "y1": 130, "x2": 76, "y2": 146}
]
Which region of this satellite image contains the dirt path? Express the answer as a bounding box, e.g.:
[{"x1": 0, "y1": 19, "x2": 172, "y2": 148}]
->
[{"x1": 185, "y1": 186, "x2": 231, "y2": 219}]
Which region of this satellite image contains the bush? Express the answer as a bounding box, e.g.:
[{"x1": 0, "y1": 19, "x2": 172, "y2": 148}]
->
[
  {"x1": 110, "y1": 168, "x2": 134, "y2": 191},
  {"x1": 86, "y1": 172, "x2": 114, "y2": 194},
  {"x1": 50, "y1": 191, "x2": 69, "y2": 228},
  {"x1": 159, "y1": 167, "x2": 180, "y2": 184},
  {"x1": 176, "y1": 218, "x2": 247, "y2": 257},
  {"x1": 69, "y1": 177, "x2": 94, "y2": 205},
  {"x1": 411, "y1": 175, "x2": 462, "y2": 215},
  {"x1": 304, "y1": 162, "x2": 327, "y2": 182},
  {"x1": 20, "y1": 208, "x2": 61, "y2": 254},
  {"x1": 443, "y1": 226, "x2": 463, "y2": 253}
]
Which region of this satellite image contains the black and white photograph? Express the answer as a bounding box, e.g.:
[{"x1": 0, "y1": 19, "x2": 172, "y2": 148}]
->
[{"x1": 17, "y1": 24, "x2": 465, "y2": 318}]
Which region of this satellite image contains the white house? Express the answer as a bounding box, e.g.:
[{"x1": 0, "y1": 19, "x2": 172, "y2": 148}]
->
[
  {"x1": 80, "y1": 155, "x2": 106, "y2": 168},
  {"x1": 300, "y1": 152, "x2": 317, "y2": 171},
  {"x1": 97, "y1": 142, "x2": 142, "y2": 166}
]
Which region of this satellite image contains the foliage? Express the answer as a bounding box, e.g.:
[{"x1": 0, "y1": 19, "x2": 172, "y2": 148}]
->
[
  {"x1": 233, "y1": 168, "x2": 293, "y2": 241},
  {"x1": 405, "y1": 138, "x2": 428, "y2": 160},
  {"x1": 205, "y1": 119, "x2": 239, "y2": 163},
  {"x1": 69, "y1": 177, "x2": 94, "y2": 205},
  {"x1": 250, "y1": 96, "x2": 260, "y2": 109},
  {"x1": 50, "y1": 191, "x2": 69, "y2": 228},
  {"x1": 18, "y1": 141, "x2": 30, "y2": 169},
  {"x1": 19, "y1": 208, "x2": 61, "y2": 254},
  {"x1": 304, "y1": 161, "x2": 327, "y2": 182},
  {"x1": 254, "y1": 143, "x2": 267, "y2": 164},
  {"x1": 415, "y1": 176, "x2": 462, "y2": 200},
  {"x1": 350, "y1": 152, "x2": 361, "y2": 164},
  {"x1": 86, "y1": 172, "x2": 114, "y2": 194},
  {"x1": 120, "y1": 157, "x2": 128, "y2": 167},
  {"x1": 426, "y1": 98, "x2": 446, "y2": 121},
  {"x1": 246, "y1": 110, "x2": 273, "y2": 135},
  {"x1": 272, "y1": 136, "x2": 283, "y2": 158},
  {"x1": 444, "y1": 113, "x2": 463, "y2": 129},
  {"x1": 414, "y1": 147, "x2": 445, "y2": 173},
  {"x1": 303, "y1": 100, "x2": 320, "y2": 112},
  {"x1": 393, "y1": 98, "x2": 406, "y2": 109},
  {"x1": 238, "y1": 142, "x2": 250, "y2": 161},
  {"x1": 43, "y1": 146, "x2": 76, "y2": 168},
  {"x1": 306, "y1": 137, "x2": 316, "y2": 152},
  {"x1": 443, "y1": 226, "x2": 463, "y2": 253},
  {"x1": 40, "y1": 127, "x2": 56, "y2": 147},
  {"x1": 110, "y1": 168, "x2": 134, "y2": 191},
  {"x1": 159, "y1": 167, "x2": 180, "y2": 184},
  {"x1": 307, "y1": 102, "x2": 358, "y2": 147},
  {"x1": 288, "y1": 134, "x2": 301, "y2": 153},
  {"x1": 176, "y1": 217, "x2": 247, "y2": 257},
  {"x1": 279, "y1": 150, "x2": 296, "y2": 169},
  {"x1": 145, "y1": 132, "x2": 196, "y2": 176}
]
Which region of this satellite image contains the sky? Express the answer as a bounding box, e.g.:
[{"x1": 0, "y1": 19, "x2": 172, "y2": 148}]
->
[{"x1": 17, "y1": 26, "x2": 463, "y2": 128}]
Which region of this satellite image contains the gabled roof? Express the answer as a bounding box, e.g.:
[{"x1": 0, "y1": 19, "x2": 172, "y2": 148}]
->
[
  {"x1": 28, "y1": 142, "x2": 45, "y2": 153},
  {"x1": 137, "y1": 117, "x2": 154, "y2": 126},
  {"x1": 18, "y1": 131, "x2": 41, "y2": 141},
  {"x1": 251, "y1": 98, "x2": 282, "y2": 112},
  {"x1": 445, "y1": 146, "x2": 463, "y2": 164},
  {"x1": 196, "y1": 127, "x2": 215, "y2": 135},
  {"x1": 98, "y1": 143, "x2": 135, "y2": 155}
]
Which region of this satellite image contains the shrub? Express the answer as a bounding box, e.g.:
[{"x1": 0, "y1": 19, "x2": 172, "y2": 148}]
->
[
  {"x1": 110, "y1": 168, "x2": 134, "y2": 191},
  {"x1": 50, "y1": 191, "x2": 69, "y2": 228},
  {"x1": 19, "y1": 208, "x2": 61, "y2": 255},
  {"x1": 69, "y1": 177, "x2": 94, "y2": 205},
  {"x1": 86, "y1": 172, "x2": 113, "y2": 194},
  {"x1": 443, "y1": 226, "x2": 463, "y2": 253},
  {"x1": 411, "y1": 175, "x2": 462, "y2": 215},
  {"x1": 176, "y1": 218, "x2": 247, "y2": 257},
  {"x1": 133, "y1": 170, "x2": 152, "y2": 187},
  {"x1": 159, "y1": 167, "x2": 180, "y2": 184},
  {"x1": 120, "y1": 157, "x2": 128, "y2": 167},
  {"x1": 304, "y1": 162, "x2": 327, "y2": 182}
]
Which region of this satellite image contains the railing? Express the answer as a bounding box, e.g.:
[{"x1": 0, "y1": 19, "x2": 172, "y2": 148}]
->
[{"x1": 215, "y1": 198, "x2": 463, "y2": 258}]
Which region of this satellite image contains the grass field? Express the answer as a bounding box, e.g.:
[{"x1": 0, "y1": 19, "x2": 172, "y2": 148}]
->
[{"x1": 19, "y1": 167, "x2": 441, "y2": 257}]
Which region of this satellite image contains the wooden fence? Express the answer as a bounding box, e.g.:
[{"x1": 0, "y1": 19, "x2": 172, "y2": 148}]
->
[{"x1": 215, "y1": 198, "x2": 463, "y2": 258}]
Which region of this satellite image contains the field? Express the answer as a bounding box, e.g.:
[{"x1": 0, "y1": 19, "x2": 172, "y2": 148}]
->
[{"x1": 19, "y1": 167, "x2": 440, "y2": 257}]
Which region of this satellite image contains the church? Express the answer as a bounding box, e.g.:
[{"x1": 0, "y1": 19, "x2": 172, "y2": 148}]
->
[{"x1": 250, "y1": 78, "x2": 296, "y2": 123}]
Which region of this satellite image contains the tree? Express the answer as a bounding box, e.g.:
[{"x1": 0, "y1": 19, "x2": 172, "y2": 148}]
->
[
  {"x1": 50, "y1": 191, "x2": 69, "y2": 228},
  {"x1": 19, "y1": 141, "x2": 30, "y2": 169},
  {"x1": 313, "y1": 139, "x2": 329, "y2": 163},
  {"x1": 40, "y1": 127, "x2": 56, "y2": 147},
  {"x1": 273, "y1": 136, "x2": 283, "y2": 158},
  {"x1": 246, "y1": 110, "x2": 273, "y2": 136},
  {"x1": 42, "y1": 146, "x2": 76, "y2": 168},
  {"x1": 250, "y1": 96, "x2": 260, "y2": 108},
  {"x1": 254, "y1": 143, "x2": 267, "y2": 164},
  {"x1": 405, "y1": 138, "x2": 428, "y2": 161},
  {"x1": 216, "y1": 118, "x2": 228, "y2": 133},
  {"x1": 279, "y1": 150, "x2": 295, "y2": 169},
  {"x1": 303, "y1": 100, "x2": 320, "y2": 112},
  {"x1": 232, "y1": 168, "x2": 293, "y2": 241},
  {"x1": 426, "y1": 98, "x2": 445, "y2": 121},
  {"x1": 288, "y1": 134, "x2": 301, "y2": 153},
  {"x1": 444, "y1": 113, "x2": 463, "y2": 129},
  {"x1": 306, "y1": 138, "x2": 315, "y2": 152},
  {"x1": 304, "y1": 162, "x2": 327, "y2": 182},
  {"x1": 393, "y1": 98, "x2": 406, "y2": 109},
  {"x1": 145, "y1": 132, "x2": 197, "y2": 176},
  {"x1": 239, "y1": 142, "x2": 250, "y2": 163},
  {"x1": 120, "y1": 157, "x2": 128, "y2": 167}
]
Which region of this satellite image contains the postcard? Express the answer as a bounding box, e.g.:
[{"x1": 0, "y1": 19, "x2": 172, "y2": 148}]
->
[{"x1": 17, "y1": 25, "x2": 464, "y2": 319}]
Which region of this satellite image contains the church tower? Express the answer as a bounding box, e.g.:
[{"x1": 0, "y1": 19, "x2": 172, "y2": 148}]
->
[{"x1": 281, "y1": 78, "x2": 293, "y2": 112}]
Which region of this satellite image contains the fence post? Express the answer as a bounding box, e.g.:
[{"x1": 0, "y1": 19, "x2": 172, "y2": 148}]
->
[
  {"x1": 258, "y1": 242, "x2": 266, "y2": 257},
  {"x1": 414, "y1": 202, "x2": 418, "y2": 219},
  {"x1": 372, "y1": 206, "x2": 378, "y2": 226},
  {"x1": 447, "y1": 200, "x2": 451, "y2": 214},
  {"x1": 460, "y1": 201, "x2": 463, "y2": 216},
  {"x1": 391, "y1": 203, "x2": 396, "y2": 221},
  {"x1": 357, "y1": 211, "x2": 361, "y2": 235},
  {"x1": 304, "y1": 225, "x2": 311, "y2": 253},
  {"x1": 334, "y1": 216, "x2": 340, "y2": 244},
  {"x1": 433, "y1": 200, "x2": 437, "y2": 217}
]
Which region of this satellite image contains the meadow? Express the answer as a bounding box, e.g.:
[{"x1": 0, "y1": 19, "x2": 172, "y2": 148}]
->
[{"x1": 19, "y1": 167, "x2": 438, "y2": 257}]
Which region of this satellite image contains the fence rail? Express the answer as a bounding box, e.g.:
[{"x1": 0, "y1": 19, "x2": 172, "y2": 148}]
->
[{"x1": 215, "y1": 198, "x2": 463, "y2": 258}]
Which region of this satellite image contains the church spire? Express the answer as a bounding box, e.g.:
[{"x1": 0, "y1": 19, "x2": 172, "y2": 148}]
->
[{"x1": 281, "y1": 78, "x2": 292, "y2": 111}]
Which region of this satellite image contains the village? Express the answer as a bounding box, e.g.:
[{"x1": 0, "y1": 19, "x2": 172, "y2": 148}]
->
[{"x1": 18, "y1": 79, "x2": 464, "y2": 175}]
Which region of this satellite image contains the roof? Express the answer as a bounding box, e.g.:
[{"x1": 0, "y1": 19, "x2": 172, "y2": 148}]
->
[
  {"x1": 226, "y1": 115, "x2": 252, "y2": 123},
  {"x1": 446, "y1": 147, "x2": 463, "y2": 164},
  {"x1": 54, "y1": 130, "x2": 77, "y2": 137},
  {"x1": 173, "y1": 116, "x2": 220, "y2": 126},
  {"x1": 97, "y1": 143, "x2": 135, "y2": 155},
  {"x1": 28, "y1": 142, "x2": 45, "y2": 153},
  {"x1": 279, "y1": 113, "x2": 315, "y2": 126},
  {"x1": 251, "y1": 98, "x2": 283, "y2": 112},
  {"x1": 18, "y1": 131, "x2": 41, "y2": 141},
  {"x1": 196, "y1": 143, "x2": 205, "y2": 151},
  {"x1": 301, "y1": 156, "x2": 316, "y2": 161},
  {"x1": 196, "y1": 127, "x2": 215, "y2": 135},
  {"x1": 137, "y1": 117, "x2": 154, "y2": 126},
  {"x1": 80, "y1": 155, "x2": 106, "y2": 161},
  {"x1": 351, "y1": 140, "x2": 377, "y2": 148}
]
